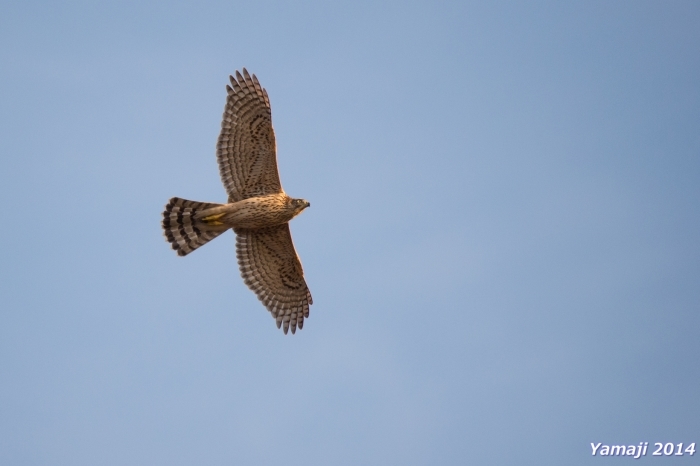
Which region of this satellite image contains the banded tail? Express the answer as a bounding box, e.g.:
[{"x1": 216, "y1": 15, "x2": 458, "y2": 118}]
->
[{"x1": 162, "y1": 197, "x2": 227, "y2": 256}]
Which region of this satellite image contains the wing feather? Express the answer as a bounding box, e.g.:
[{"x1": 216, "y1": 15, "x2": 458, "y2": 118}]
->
[
  {"x1": 235, "y1": 224, "x2": 313, "y2": 334},
  {"x1": 217, "y1": 69, "x2": 282, "y2": 202}
]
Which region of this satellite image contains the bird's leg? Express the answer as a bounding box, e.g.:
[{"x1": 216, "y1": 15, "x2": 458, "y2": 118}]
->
[{"x1": 200, "y1": 212, "x2": 226, "y2": 226}]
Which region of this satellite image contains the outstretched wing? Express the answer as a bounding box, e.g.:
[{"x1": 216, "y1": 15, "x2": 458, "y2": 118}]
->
[
  {"x1": 235, "y1": 224, "x2": 313, "y2": 334},
  {"x1": 217, "y1": 69, "x2": 283, "y2": 202}
]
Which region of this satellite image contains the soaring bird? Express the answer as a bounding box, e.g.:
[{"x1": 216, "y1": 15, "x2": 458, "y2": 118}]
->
[{"x1": 162, "y1": 69, "x2": 312, "y2": 334}]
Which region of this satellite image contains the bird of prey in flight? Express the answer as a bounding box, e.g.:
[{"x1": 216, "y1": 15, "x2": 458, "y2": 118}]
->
[{"x1": 162, "y1": 69, "x2": 312, "y2": 334}]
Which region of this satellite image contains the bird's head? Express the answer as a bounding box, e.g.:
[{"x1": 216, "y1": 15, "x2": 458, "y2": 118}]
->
[{"x1": 291, "y1": 198, "x2": 310, "y2": 215}]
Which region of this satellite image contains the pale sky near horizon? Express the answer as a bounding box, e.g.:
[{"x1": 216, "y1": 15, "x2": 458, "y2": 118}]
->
[{"x1": 1, "y1": 1, "x2": 699, "y2": 465}]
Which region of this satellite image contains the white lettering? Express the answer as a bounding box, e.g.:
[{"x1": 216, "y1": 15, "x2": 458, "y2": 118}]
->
[
  {"x1": 634, "y1": 443, "x2": 644, "y2": 459},
  {"x1": 610, "y1": 445, "x2": 626, "y2": 456},
  {"x1": 591, "y1": 443, "x2": 602, "y2": 455}
]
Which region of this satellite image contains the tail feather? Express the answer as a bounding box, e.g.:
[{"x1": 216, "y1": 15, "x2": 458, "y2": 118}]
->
[{"x1": 162, "y1": 197, "x2": 227, "y2": 256}]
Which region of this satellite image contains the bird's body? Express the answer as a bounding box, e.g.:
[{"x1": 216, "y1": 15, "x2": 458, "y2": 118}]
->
[
  {"x1": 162, "y1": 69, "x2": 312, "y2": 334},
  {"x1": 202, "y1": 194, "x2": 308, "y2": 230}
]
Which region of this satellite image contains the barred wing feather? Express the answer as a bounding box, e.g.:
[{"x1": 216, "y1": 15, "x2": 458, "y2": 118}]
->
[
  {"x1": 235, "y1": 224, "x2": 312, "y2": 334},
  {"x1": 217, "y1": 68, "x2": 283, "y2": 202}
]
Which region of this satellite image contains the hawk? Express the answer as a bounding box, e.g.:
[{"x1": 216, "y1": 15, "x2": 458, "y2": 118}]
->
[{"x1": 162, "y1": 69, "x2": 312, "y2": 334}]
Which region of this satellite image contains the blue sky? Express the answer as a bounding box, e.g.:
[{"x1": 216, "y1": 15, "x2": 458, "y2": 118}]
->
[{"x1": 1, "y1": 1, "x2": 699, "y2": 464}]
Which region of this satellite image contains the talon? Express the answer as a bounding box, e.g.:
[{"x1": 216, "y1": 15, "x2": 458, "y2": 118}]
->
[{"x1": 201, "y1": 213, "x2": 226, "y2": 226}]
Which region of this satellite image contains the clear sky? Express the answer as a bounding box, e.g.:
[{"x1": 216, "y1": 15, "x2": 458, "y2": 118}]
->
[{"x1": 1, "y1": 1, "x2": 699, "y2": 465}]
